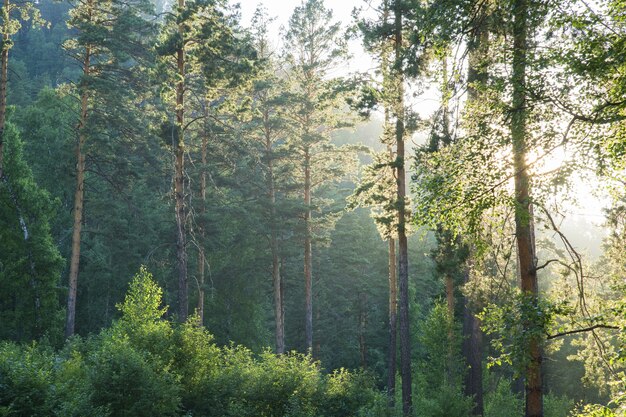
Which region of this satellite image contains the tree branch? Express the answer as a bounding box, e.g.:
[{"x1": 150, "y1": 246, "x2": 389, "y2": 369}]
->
[{"x1": 547, "y1": 324, "x2": 619, "y2": 340}]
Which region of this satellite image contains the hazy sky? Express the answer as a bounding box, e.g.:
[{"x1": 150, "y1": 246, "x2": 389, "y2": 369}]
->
[
  {"x1": 235, "y1": 0, "x2": 377, "y2": 75},
  {"x1": 236, "y1": 0, "x2": 361, "y2": 35}
]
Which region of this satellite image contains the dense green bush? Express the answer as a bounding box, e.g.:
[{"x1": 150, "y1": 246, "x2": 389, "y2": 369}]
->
[
  {"x1": 414, "y1": 302, "x2": 475, "y2": 417},
  {"x1": 0, "y1": 342, "x2": 55, "y2": 417},
  {"x1": 0, "y1": 267, "x2": 387, "y2": 417},
  {"x1": 319, "y1": 368, "x2": 384, "y2": 417}
]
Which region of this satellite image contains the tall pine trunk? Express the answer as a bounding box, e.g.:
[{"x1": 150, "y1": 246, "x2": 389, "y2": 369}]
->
[
  {"x1": 359, "y1": 291, "x2": 368, "y2": 368},
  {"x1": 304, "y1": 146, "x2": 313, "y2": 352},
  {"x1": 0, "y1": 0, "x2": 8, "y2": 178},
  {"x1": 381, "y1": 2, "x2": 398, "y2": 405},
  {"x1": 462, "y1": 266, "x2": 484, "y2": 416},
  {"x1": 265, "y1": 110, "x2": 284, "y2": 354},
  {"x1": 511, "y1": 0, "x2": 542, "y2": 414},
  {"x1": 175, "y1": 0, "x2": 188, "y2": 322},
  {"x1": 197, "y1": 123, "x2": 207, "y2": 325},
  {"x1": 387, "y1": 236, "x2": 397, "y2": 404},
  {"x1": 66, "y1": 12, "x2": 92, "y2": 337},
  {"x1": 393, "y1": 4, "x2": 412, "y2": 414}
]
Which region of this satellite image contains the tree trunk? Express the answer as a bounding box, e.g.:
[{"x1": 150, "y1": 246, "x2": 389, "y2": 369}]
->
[
  {"x1": 66, "y1": 31, "x2": 92, "y2": 338},
  {"x1": 280, "y1": 256, "x2": 286, "y2": 348},
  {"x1": 304, "y1": 147, "x2": 313, "y2": 352},
  {"x1": 445, "y1": 274, "x2": 455, "y2": 319},
  {"x1": 266, "y1": 112, "x2": 284, "y2": 354},
  {"x1": 511, "y1": 0, "x2": 542, "y2": 413},
  {"x1": 381, "y1": 1, "x2": 397, "y2": 405},
  {"x1": 0, "y1": 0, "x2": 8, "y2": 179},
  {"x1": 197, "y1": 126, "x2": 207, "y2": 325},
  {"x1": 393, "y1": 4, "x2": 412, "y2": 414},
  {"x1": 462, "y1": 266, "x2": 484, "y2": 416},
  {"x1": 273, "y1": 240, "x2": 284, "y2": 353},
  {"x1": 445, "y1": 272, "x2": 455, "y2": 379},
  {"x1": 175, "y1": 0, "x2": 188, "y2": 323},
  {"x1": 388, "y1": 237, "x2": 397, "y2": 404},
  {"x1": 359, "y1": 291, "x2": 368, "y2": 368}
]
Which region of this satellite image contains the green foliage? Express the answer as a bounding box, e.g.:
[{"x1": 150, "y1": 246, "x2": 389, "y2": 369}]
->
[
  {"x1": 320, "y1": 369, "x2": 385, "y2": 417},
  {"x1": 113, "y1": 266, "x2": 173, "y2": 357},
  {"x1": 483, "y1": 378, "x2": 523, "y2": 417},
  {"x1": 415, "y1": 383, "x2": 475, "y2": 417},
  {"x1": 545, "y1": 394, "x2": 575, "y2": 417},
  {"x1": 570, "y1": 404, "x2": 617, "y2": 417},
  {"x1": 0, "y1": 267, "x2": 387, "y2": 417},
  {"x1": 0, "y1": 342, "x2": 55, "y2": 417},
  {"x1": 85, "y1": 336, "x2": 181, "y2": 417},
  {"x1": 413, "y1": 302, "x2": 475, "y2": 417},
  {"x1": 483, "y1": 376, "x2": 575, "y2": 417},
  {"x1": 0, "y1": 123, "x2": 63, "y2": 342},
  {"x1": 117, "y1": 266, "x2": 167, "y2": 326},
  {"x1": 480, "y1": 293, "x2": 569, "y2": 374}
]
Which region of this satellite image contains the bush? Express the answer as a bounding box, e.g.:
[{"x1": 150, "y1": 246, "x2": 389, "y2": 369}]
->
[
  {"x1": 545, "y1": 393, "x2": 574, "y2": 417},
  {"x1": 85, "y1": 335, "x2": 181, "y2": 417},
  {"x1": 0, "y1": 266, "x2": 389, "y2": 417},
  {"x1": 484, "y1": 378, "x2": 523, "y2": 417},
  {"x1": 319, "y1": 368, "x2": 385, "y2": 417},
  {"x1": 0, "y1": 342, "x2": 55, "y2": 417}
]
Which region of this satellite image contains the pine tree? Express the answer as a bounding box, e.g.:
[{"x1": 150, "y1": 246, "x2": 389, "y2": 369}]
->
[
  {"x1": 155, "y1": 0, "x2": 255, "y2": 322},
  {"x1": 283, "y1": 0, "x2": 356, "y2": 354},
  {"x1": 0, "y1": 0, "x2": 43, "y2": 178},
  {"x1": 244, "y1": 6, "x2": 295, "y2": 353},
  {"x1": 64, "y1": 0, "x2": 156, "y2": 337}
]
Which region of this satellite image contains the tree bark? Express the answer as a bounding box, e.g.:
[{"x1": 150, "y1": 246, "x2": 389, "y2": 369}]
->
[
  {"x1": 388, "y1": 237, "x2": 397, "y2": 404},
  {"x1": 445, "y1": 272, "x2": 455, "y2": 379},
  {"x1": 380, "y1": 1, "x2": 398, "y2": 405},
  {"x1": 304, "y1": 146, "x2": 313, "y2": 353},
  {"x1": 0, "y1": 0, "x2": 9, "y2": 179},
  {"x1": 265, "y1": 110, "x2": 284, "y2": 354},
  {"x1": 359, "y1": 291, "x2": 368, "y2": 368},
  {"x1": 393, "y1": 4, "x2": 412, "y2": 415},
  {"x1": 197, "y1": 124, "x2": 207, "y2": 325},
  {"x1": 66, "y1": 16, "x2": 92, "y2": 338},
  {"x1": 462, "y1": 266, "x2": 484, "y2": 416},
  {"x1": 511, "y1": 0, "x2": 542, "y2": 414},
  {"x1": 175, "y1": 0, "x2": 188, "y2": 323},
  {"x1": 445, "y1": 274, "x2": 455, "y2": 318}
]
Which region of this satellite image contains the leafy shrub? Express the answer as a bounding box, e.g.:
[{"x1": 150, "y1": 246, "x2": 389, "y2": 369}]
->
[
  {"x1": 0, "y1": 342, "x2": 55, "y2": 417},
  {"x1": 545, "y1": 393, "x2": 574, "y2": 417},
  {"x1": 319, "y1": 368, "x2": 385, "y2": 417},
  {"x1": 413, "y1": 302, "x2": 475, "y2": 417},
  {"x1": 570, "y1": 404, "x2": 617, "y2": 417},
  {"x1": 0, "y1": 266, "x2": 388, "y2": 417},
  {"x1": 484, "y1": 378, "x2": 523, "y2": 417},
  {"x1": 85, "y1": 335, "x2": 181, "y2": 417}
]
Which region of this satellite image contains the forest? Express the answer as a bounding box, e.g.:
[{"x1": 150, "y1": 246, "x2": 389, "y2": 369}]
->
[{"x1": 0, "y1": 0, "x2": 624, "y2": 416}]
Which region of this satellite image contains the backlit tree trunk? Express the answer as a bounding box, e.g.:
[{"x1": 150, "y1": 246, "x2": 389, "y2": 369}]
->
[
  {"x1": 511, "y1": 0, "x2": 543, "y2": 413},
  {"x1": 393, "y1": 3, "x2": 411, "y2": 414},
  {"x1": 387, "y1": 236, "x2": 397, "y2": 403},
  {"x1": 265, "y1": 109, "x2": 285, "y2": 354},
  {"x1": 197, "y1": 123, "x2": 207, "y2": 325},
  {"x1": 462, "y1": 266, "x2": 484, "y2": 416},
  {"x1": 304, "y1": 146, "x2": 313, "y2": 352}
]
